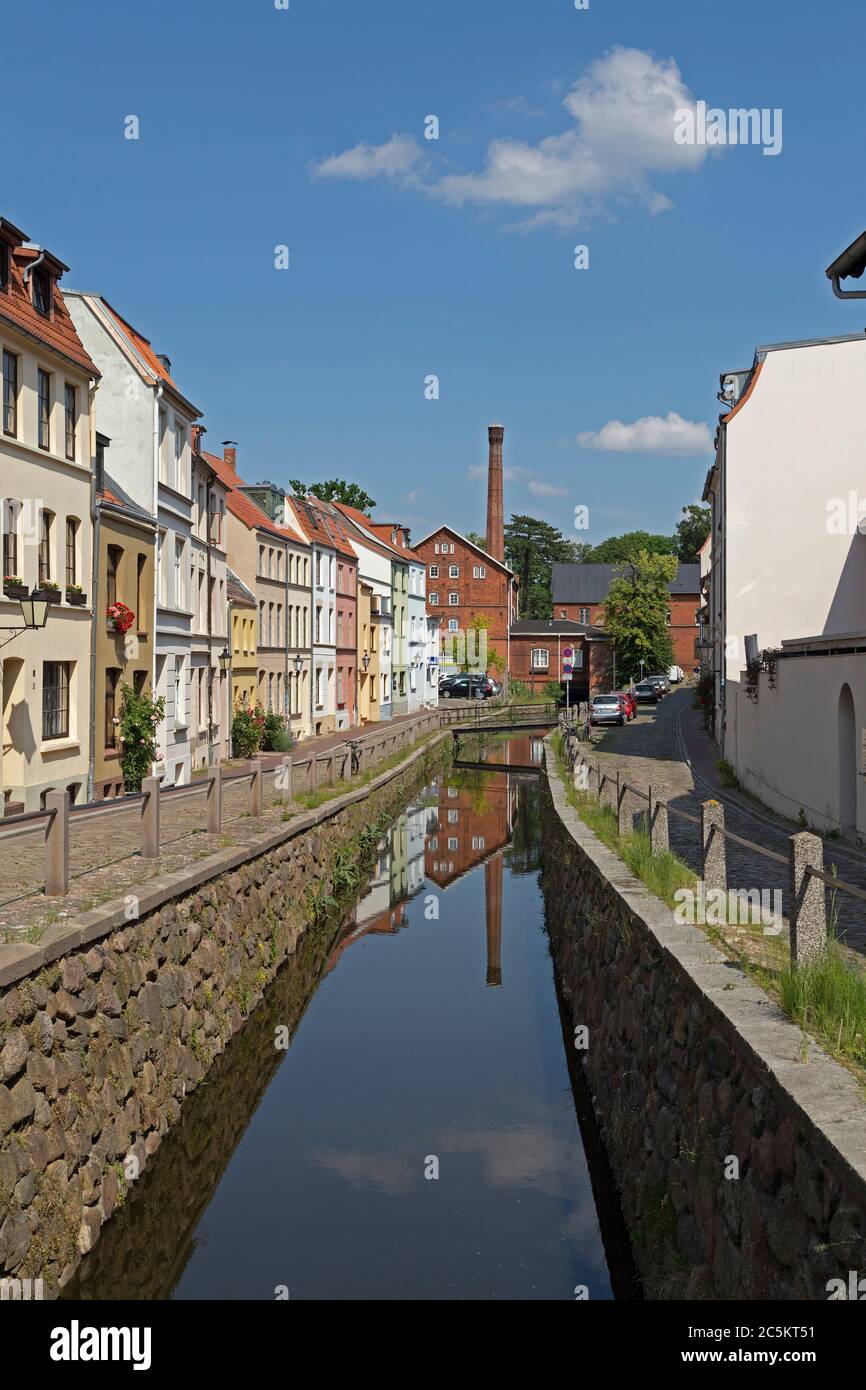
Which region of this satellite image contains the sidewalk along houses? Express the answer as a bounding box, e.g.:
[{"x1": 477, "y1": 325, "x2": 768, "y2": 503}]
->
[
  {"x1": 287, "y1": 495, "x2": 357, "y2": 735},
  {"x1": 92, "y1": 444, "x2": 157, "y2": 800},
  {"x1": 65, "y1": 290, "x2": 201, "y2": 788},
  {"x1": 0, "y1": 219, "x2": 100, "y2": 813},
  {"x1": 415, "y1": 427, "x2": 518, "y2": 680},
  {"x1": 551, "y1": 562, "x2": 701, "y2": 674},
  {"x1": 189, "y1": 435, "x2": 229, "y2": 770},
  {"x1": 226, "y1": 567, "x2": 257, "y2": 714},
  {"x1": 204, "y1": 450, "x2": 312, "y2": 741},
  {"x1": 703, "y1": 233, "x2": 866, "y2": 837}
]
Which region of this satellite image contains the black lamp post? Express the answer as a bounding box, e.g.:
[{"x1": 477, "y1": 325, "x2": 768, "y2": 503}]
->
[
  {"x1": 219, "y1": 646, "x2": 231, "y2": 676},
  {"x1": 0, "y1": 595, "x2": 50, "y2": 649}
]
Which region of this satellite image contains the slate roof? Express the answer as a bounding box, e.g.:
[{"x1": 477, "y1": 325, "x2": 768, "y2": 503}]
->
[
  {"x1": 227, "y1": 567, "x2": 256, "y2": 608},
  {"x1": 551, "y1": 562, "x2": 700, "y2": 604},
  {"x1": 509, "y1": 618, "x2": 607, "y2": 639}
]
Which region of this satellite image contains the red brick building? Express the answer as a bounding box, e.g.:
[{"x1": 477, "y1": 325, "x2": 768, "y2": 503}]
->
[
  {"x1": 508, "y1": 619, "x2": 612, "y2": 699},
  {"x1": 551, "y1": 562, "x2": 701, "y2": 671},
  {"x1": 414, "y1": 524, "x2": 517, "y2": 673}
]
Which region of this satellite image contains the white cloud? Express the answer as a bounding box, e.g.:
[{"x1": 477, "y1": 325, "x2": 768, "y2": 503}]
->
[
  {"x1": 311, "y1": 134, "x2": 423, "y2": 181},
  {"x1": 576, "y1": 411, "x2": 713, "y2": 456},
  {"x1": 310, "y1": 49, "x2": 712, "y2": 229},
  {"x1": 527, "y1": 479, "x2": 569, "y2": 497},
  {"x1": 432, "y1": 47, "x2": 708, "y2": 226}
]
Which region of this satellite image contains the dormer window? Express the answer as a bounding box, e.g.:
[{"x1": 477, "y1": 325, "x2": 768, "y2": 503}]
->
[{"x1": 31, "y1": 266, "x2": 52, "y2": 316}]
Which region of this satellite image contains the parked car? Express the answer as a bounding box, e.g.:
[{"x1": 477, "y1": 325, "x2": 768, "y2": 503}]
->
[
  {"x1": 617, "y1": 691, "x2": 637, "y2": 721},
  {"x1": 590, "y1": 694, "x2": 626, "y2": 726},
  {"x1": 645, "y1": 674, "x2": 669, "y2": 696},
  {"x1": 667, "y1": 665, "x2": 684, "y2": 683},
  {"x1": 633, "y1": 681, "x2": 661, "y2": 703},
  {"x1": 438, "y1": 673, "x2": 498, "y2": 700}
]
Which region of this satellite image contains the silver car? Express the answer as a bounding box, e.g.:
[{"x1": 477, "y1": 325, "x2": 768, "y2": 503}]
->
[{"x1": 590, "y1": 694, "x2": 626, "y2": 726}]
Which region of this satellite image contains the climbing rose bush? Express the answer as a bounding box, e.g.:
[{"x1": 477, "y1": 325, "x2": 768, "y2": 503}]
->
[
  {"x1": 232, "y1": 705, "x2": 266, "y2": 758},
  {"x1": 118, "y1": 684, "x2": 165, "y2": 792}
]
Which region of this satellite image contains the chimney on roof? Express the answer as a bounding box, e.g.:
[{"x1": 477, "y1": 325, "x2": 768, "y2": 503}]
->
[
  {"x1": 222, "y1": 440, "x2": 238, "y2": 471},
  {"x1": 156, "y1": 353, "x2": 171, "y2": 373},
  {"x1": 191, "y1": 424, "x2": 206, "y2": 455},
  {"x1": 486, "y1": 424, "x2": 505, "y2": 564}
]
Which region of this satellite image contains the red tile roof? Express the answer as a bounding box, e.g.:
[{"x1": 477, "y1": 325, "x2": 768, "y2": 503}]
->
[
  {"x1": 99, "y1": 299, "x2": 190, "y2": 400},
  {"x1": 365, "y1": 520, "x2": 423, "y2": 564},
  {"x1": 0, "y1": 231, "x2": 99, "y2": 377},
  {"x1": 332, "y1": 501, "x2": 402, "y2": 563},
  {"x1": 202, "y1": 450, "x2": 305, "y2": 544},
  {"x1": 286, "y1": 496, "x2": 357, "y2": 561}
]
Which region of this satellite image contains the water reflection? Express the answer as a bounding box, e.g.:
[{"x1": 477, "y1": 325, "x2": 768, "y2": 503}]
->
[{"x1": 67, "y1": 753, "x2": 637, "y2": 1302}]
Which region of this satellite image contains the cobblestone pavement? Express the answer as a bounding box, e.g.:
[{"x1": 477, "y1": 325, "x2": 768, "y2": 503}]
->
[
  {"x1": 0, "y1": 710, "x2": 444, "y2": 941},
  {"x1": 587, "y1": 688, "x2": 866, "y2": 956}
]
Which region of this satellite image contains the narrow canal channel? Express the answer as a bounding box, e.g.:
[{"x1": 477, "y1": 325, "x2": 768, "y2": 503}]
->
[{"x1": 68, "y1": 734, "x2": 639, "y2": 1302}]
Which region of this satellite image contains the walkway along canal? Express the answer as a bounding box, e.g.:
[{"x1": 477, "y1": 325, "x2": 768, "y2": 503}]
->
[{"x1": 66, "y1": 733, "x2": 640, "y2": 1300}]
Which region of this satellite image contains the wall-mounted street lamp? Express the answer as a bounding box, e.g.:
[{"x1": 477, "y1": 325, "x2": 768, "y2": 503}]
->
[
  {"x1": 219, "y1": 646, "x2": 231, "y2": 675},
  {"x1": 361, "y1": 649, "x2": 370, "y2": 672},
  {"x1": 1, "y1": 595, "x2": 50, "y2": 649},
  {"x1": 293, "y1": 653, "x2": 303, "y2": 675}
]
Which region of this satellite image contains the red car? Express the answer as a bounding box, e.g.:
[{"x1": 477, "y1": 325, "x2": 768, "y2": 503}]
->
[{"x1": 617, "y1": 692, "x2": 637, "y2": 721}]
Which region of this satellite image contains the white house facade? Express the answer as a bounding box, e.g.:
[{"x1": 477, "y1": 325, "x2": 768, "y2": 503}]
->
[{"x1": 66, "y1": 292, "x2": 201, "y2": 787}]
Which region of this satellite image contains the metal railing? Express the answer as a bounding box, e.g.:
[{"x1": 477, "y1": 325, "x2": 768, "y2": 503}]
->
[
  {"x1": 556, "y1": 715, "x2": 844, "y2": 966},
  {"x1": 0, "y1": 708, "x2": 445, "y2": 904}
]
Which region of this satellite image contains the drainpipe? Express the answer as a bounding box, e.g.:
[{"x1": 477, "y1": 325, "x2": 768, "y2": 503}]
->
[
  {"x1": 86, "y1": 401, "x2": 100, "y2": 803},
  {"x1": 205, "y1": 471, "x2": 214, "y2": 766},
  {"x1": 21, "y1": 250, "x2": 47, "y2": 289},
  {"x1": 283, "y1": 538, "x2": 290, "y2": 731},
  {"x1": 152, "y1": 383, "x2": 163, "y2": 773}
]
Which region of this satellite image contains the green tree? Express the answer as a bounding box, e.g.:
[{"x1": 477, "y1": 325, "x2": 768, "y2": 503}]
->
[
  {"x1": 586, "y1": 530, "x2": 677, "y2": 563},
  {"x1": 465, "y1": 530, "x2": 487, "y2": 550},
  {"x1": 675, "y1": 504, "x2": 711, "y2": 563},
  {"x1": 504, "y1": 515, "x2": 592, "y2": 619},
  {"x1": 289, "y1": 479, "x2": 377, "y2": 511},
  {"x1": 601, "y1": 551, "x2": 677, "y2": 682}
]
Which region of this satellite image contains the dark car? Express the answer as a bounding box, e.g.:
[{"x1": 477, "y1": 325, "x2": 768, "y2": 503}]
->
[
  {"x1": 645, "y1": 674, "x2": 669, "y2": 696},
  {"x1": 634, "y1": 681, "x2": 661, "y2": 703},
  {"x1": 439, "y1": 673, "x2": 498, "y2": 700}
]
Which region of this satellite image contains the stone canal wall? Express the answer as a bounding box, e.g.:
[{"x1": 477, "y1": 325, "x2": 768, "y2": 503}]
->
[
  {"x1": 0, "y1": 735, "x2": 451, "y2": 1293},
  {"x1": 541, "y1": 740, "x2": 866, "y2": 1301}
]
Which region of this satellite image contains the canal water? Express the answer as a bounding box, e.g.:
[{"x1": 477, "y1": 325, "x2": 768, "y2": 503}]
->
[{"x1": 69, "y1": 735, "x2": 639, "y2": 1301}]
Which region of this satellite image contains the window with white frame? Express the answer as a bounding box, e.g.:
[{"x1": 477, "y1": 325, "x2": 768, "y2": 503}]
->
[
  {"x1": 448, "y1": 618, "x2": 458, "y2": 632},
  {"x1": 531, "y1": 648, "x2": 549, "y2": 670},
  {"x1": 448, "y1": 592, "x2": 459, "y2": 605},
  {"x1": 429, "y1": 592, "x2": 439, "y2": 606},
  {"x1": 473, "y1": 564, "x2": 486, "y2": 579},
  {"x1": 429, "y1": 565, "x2": 439, "y2": 578},
  {"x1": 449, "y1": 564, "x2": 459, "y2": 578}
]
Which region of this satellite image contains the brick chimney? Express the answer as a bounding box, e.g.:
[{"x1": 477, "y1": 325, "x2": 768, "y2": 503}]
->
[
  {"x1": 486, "y1": 424, "x2": 505, "y2": 563},
  {"x1": 222, "y1": 439, "x2": 238, "y2": 471}
]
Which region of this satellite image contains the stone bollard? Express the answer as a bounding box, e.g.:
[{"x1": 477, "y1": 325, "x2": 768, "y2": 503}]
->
[
  {"x1": 701, "y1": 799, "x2": 726, "y2": 895},
  {"x1": 788, "y1": 832, "x2": 827, "y2": 965},
  {"x1": 249, "y1": 759, "x2": 263, "y2": 818},
  {"x1": 44, "y1": 789, "x2": 69, "y2": 897},
  {"x1": 328, "y1": 750, "x2": 336, "y2": 785},
  {"x1": 141, "y1": 775, "x2": 160, "y2": 859},
  {"x1": 206, "y1": 765, "x2": 222, "y2": 834},
  {"x1": 648, "y1": 786, "x2": 669, "y2": 856},
  {"x1": 279, "y1": 755, "x2": 293, "y2": 805}
]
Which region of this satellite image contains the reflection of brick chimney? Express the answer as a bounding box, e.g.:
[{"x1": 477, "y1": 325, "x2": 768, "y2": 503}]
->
[
  {"x1": 222, "y1": 439, "x2": 238, "y2": 471},
  {"x1": 486, "y1": 424, "x2": 505, "y2": 563},
  {"x1": 485, "y1": 855, "x2": 503, "y2": 987}
]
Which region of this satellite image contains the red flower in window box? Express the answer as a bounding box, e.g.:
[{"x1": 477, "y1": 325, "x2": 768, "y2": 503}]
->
[{"x1": 107, "y1": 601, "x2": 135, "y2": 635}]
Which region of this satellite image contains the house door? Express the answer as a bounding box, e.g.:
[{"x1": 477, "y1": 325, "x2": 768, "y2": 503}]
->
[{"x1": 838, "y1": 683, "x2": 857, "y2": 836}]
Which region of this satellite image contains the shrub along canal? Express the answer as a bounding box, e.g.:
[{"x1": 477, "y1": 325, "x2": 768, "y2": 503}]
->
[{"x1": 67, "y1": 734, "x2": 639, "y2": 1301}]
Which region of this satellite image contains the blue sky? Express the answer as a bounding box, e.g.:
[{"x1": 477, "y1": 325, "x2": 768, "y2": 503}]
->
[{"x1": 5, "y1": 0, "x2": 865, "y2": 545}]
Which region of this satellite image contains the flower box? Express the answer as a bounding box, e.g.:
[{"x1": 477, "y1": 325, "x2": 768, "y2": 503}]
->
[
  {"x1": 66, "y1": 589, "x2": 87, "y2": 606},
  {"x1": 3, "y1": 582, "x2": 28, "y2": 601},
  {"x1": 31, "y1": 587, "x2": 60, "y2": 604}
]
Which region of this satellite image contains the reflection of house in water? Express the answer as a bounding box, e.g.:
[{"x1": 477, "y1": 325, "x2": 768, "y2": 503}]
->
[{"x1": 326, "y1": 774, "x2": 516, "y2": 987}]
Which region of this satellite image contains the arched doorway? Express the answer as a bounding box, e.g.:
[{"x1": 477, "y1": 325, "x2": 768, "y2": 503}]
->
[{"x1": 838, "y1": 683, "x2": 857, "y2": 836}]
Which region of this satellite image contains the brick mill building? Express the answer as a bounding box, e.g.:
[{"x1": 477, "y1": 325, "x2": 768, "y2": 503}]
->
[
  {"x1": 415, "y1": 425, "x2": 517, "y2": 674},
  {"x1": 507, "y1": 618, "x2": 612, "y2": 700},
  {"x1": 552, "y1": 562, "x2": 701, "y2": 672}
]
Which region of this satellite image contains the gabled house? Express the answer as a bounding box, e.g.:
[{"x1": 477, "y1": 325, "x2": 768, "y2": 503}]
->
[
  {"x1": 286, "y1": 495, "x2": 357, "y2": 734},
  {"x1": 414, "y1": 524, "x2": 517, "y2": 677},
  {"x1": 0, "y1": 220, "x2": 100, "y2": 812},
  {"x1": 189, "y1": 434, "x2": 230, "y2": 769},
  {"x1": 65, "y1": 291, "x2": 201, "y2": 787}
]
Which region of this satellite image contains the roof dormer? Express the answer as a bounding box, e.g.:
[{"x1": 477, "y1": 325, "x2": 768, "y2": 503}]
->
[{"x1": 22, "y1": 247, "x2": 68, "y2": 320}]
